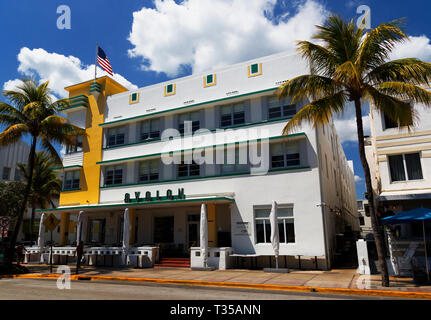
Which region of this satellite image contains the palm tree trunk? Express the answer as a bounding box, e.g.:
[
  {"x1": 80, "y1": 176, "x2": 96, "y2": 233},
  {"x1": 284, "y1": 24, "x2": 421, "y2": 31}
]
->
[
  {"x1": 7, "y1": 136, "x2": 37, "y2": 270},
  {"x1": 354, "y1": 99, "x2": 390, "y2": 287}
]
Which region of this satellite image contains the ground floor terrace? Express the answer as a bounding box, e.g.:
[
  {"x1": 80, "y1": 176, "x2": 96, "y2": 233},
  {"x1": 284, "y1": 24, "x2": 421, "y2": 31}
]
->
[{"x1": 26, "y1": 193, "x2": 330, "y2": 270}]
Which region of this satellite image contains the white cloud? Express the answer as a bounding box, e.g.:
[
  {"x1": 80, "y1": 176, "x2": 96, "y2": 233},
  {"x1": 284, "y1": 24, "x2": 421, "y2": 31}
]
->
[
  {"x1": 3, "y1": 79, "x2": 24, "y2": 92},
  {"x1": 4, "y1": 47, "x2": 137, "y2": 98},
  {"x1": 127, "y1": 0, "x2": 327, "y2": 76},
  {"x1": 390, "y1": 35, "x2": 431, "y2": 62},
  {"x1": 354, "y1": 175, "x2": 363, "y2": 182}
]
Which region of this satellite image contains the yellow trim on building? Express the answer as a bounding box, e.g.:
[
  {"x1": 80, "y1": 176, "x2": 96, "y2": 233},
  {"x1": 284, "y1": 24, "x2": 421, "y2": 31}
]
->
[
  {"x1": 207, "y1": 203, "x2": 217, "y2": 247},
  {"x1": 375, "y1": 129, "x2": 431, "y2": 141},
  {"x1": 378, "y1": 156, "x2": 387, "y2": 162},
  {"x1": 422, "y1": 153, "x2": 431, "y2": 158},
  {"x1": 248, "y1": 63, "x2": 262, "y2": 77},
  {"x1": 129, "y1": 92, "x2": 140, "y2": 104},
  {"x1": 59, "y1": 77, "x2": 128, "y2": 207},
  {"x1": 203, "y1": 74, "x2": 216, "y2": 87},
  {"x1": 164, "y1": 84, "x2": 176, "y2": 96}
]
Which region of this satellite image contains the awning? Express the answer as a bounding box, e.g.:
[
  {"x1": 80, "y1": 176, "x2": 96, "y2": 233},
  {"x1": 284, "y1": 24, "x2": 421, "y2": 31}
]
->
[
  {"x1": 381, "y1": 207, "x2": 431, "y2": 225},
  {"x1": 35, "y1": 195, "x2": 234, "y2": 214},
  {"x1": 377, "y1": 192, "x2": 431, "y2": 202}
]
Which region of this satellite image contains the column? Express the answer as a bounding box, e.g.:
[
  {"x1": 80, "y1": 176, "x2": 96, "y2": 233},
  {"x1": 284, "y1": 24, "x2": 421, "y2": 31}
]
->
[
  {"x1": 59, "y1": 213, "x2": 70, "y2": 246},
  {"x1": 207, "y1": 203, "x2": 217, "y2": 247},
  {"x1": 129, "y1": 208, "x2": 136, "y2": 245}
]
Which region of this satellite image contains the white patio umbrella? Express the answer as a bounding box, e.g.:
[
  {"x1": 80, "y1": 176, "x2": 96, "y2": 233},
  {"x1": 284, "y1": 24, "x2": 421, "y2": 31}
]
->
[
  {"x1": 122, "y1": 208, "x2": 130, "y2": 265},
  {"x1": 37, "y1": 213, "x2": 46, "y2": 248},
  {"x1": 200, "y1": 203, "x2": 208, "y2": 268},
  {"x1": 269, "y1": 200, "x2": 280, "y2": 269},
  {"x1": 76, "y1": 211, "x2": 86, "y2": 244}
]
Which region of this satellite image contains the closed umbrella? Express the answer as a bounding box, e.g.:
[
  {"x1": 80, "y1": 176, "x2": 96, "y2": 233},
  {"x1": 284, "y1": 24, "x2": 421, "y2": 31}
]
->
[
  {"x1": 200, "y1": 203, "x2": 208, "y2": 268},
  {"x1": 269, "y1": 200, "x2": 280, "y2": 269},
  {"x1": 76, "y1": 211, "x2": 86, "y2": 244},
  {"x1": 37, "y1": 213, "x2": 46, "y2": 248},
  {"x1": 122, "y1": 208, "x2": 130, "y2": 265}
]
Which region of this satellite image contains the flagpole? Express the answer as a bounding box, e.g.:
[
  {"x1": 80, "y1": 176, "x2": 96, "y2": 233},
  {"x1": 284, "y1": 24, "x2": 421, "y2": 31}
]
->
[{"x1": 95, "y1": 43, "x2": 98, "y2": 82}]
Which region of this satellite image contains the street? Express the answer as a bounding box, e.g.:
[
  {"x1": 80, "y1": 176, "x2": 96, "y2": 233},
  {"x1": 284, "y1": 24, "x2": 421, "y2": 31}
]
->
[{"x1": 0, "y1": 278, "x2": 408, "y2": 300}]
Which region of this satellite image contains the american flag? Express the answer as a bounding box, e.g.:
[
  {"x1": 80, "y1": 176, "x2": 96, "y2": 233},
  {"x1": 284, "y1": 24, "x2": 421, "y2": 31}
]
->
[{"x1": 97, "y1": 46, "x2": 113, "y2": 76}]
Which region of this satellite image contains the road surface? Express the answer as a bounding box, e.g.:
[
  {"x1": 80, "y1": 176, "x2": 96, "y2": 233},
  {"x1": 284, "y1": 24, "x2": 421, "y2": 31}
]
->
[{"x1": 0, "y1": 278, "x2": 406, "y2": 300}]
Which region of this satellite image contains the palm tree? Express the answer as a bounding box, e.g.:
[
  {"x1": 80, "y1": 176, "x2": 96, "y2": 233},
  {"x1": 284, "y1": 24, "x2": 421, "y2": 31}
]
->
[
  {"x1": 277, "y1": 15, "x2": 431, "y2": 287},
  {"x1": 0, "y1": 79, "x2": 85, "y2": 269},
  {"x1": 18, "y1": 152, "x2": 62, "y2": 243}
]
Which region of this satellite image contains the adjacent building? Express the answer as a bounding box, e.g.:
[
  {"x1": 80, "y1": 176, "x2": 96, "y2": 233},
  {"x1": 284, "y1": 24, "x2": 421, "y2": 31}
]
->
[
  {"x1": 365, "y1": 98, "x2": 431, "y2": 236},
  {"x1": 38, "y1": 51, "x2": 358, "y2": 270},
  {"x1": 357, "y1": 199, "x2": 372, "y2": 239}
]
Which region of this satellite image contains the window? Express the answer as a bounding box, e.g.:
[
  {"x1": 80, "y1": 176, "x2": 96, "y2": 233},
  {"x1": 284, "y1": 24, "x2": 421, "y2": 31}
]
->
[
  {"x1": 2, "y1": 167, "x2": 10, "y2": 180},
  {"x1": 255, "y1": 206, "x2": 295, "y2": 244},
  {"x1": 270, "y1": 142, "x2": 300, "y2": 169},
  {"x1": 203, "y1": 74, "x2": 216, "y2": 87},
  {"x1": 164, "y1": 83, "x2": 176, "y2": 96},
  {"x1": 177, "y1": 160, "x2": 200, "y2": 177},
  {"x1": 105, "y1": 165, "x2": 123, "y2": 186},
  {"x1": 14, "y1": 167, "x2": 21, "y2": 181},
  {"x1": 140, "y1": 118, "x2": 160, "y2": 141},
  {"x1": 359, "y1": 216, "x2": 365, "y2": 226},
  {"x1": 66, "y1": 136, "x2": 83, "y2": 154},
  {"x1": 222, "y1": 146, "x2": 249, "y2": 173},
  {"x1": 388, "y1": 153, "x2": 423, "y2": 182},
  {"x1": 107, "y1": 127, "x2": 125, "y2": 147},
  {"x1": 2, "y1": 167, "x2": 11, "y2": 181},
  {"x1": 267, "y1": 97, "x2": 296, "y2": 119},
  {"x1": 383, "y1": 113, "x2": 398, "y2": 130},
  {"x1": 139, "y1": 159, "x2": 159, "y2": 182},
  {"x1": 220, "y1": 103, "x2": 245, "y2": 127},
  {"x1": 178, "y1": 111, "x2": 200, "y2": 135},
  {"x1": 63, "y1": 170, "x2": 80, "y2": 190},
  {"x1": 248, "y1": 63, "x2": 262, "y2": 77},
  {"x1": 357, "y1": 200, "x2": 364, "y2": 211},
  {"x1": 129, "y1": 92, "x2": 139, "y2": 104},
  {"x1": 88, "y1": 219, "x2": 105, "y2": 244}
]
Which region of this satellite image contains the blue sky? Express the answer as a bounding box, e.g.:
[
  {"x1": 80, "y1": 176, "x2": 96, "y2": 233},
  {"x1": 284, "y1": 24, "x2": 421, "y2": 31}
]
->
[{"x1": 1, "y1": 0, "x2": 430, "y2": 199}]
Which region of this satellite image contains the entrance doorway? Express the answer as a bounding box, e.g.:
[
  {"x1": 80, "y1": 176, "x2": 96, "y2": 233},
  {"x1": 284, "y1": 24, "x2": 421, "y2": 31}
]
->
[{"x1": 187, "y1": 214, "x2": 200, "y2": 250}]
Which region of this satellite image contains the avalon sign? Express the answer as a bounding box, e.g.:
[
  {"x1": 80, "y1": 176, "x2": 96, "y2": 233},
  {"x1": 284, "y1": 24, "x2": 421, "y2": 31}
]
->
[{"x1": 124, "y1": 188, "x2": 186, "y2": 203}]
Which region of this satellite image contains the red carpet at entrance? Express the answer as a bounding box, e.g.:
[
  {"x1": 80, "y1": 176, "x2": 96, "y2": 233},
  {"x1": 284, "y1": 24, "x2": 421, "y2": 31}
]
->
[{"x1": 154, "y1": 258, "x2": 191, "y2": 268}]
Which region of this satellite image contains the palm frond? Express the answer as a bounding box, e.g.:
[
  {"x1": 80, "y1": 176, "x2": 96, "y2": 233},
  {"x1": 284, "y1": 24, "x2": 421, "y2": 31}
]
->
[
  {"x1": 365, "y1": 58, "x2": 431, "y2": 86},
  {"x1": 357, "y1": 18, "x2": 408, "y2": 73},
  {"x1": 313, "y1": 15, "x2": 363, "y2": 65},
  {"x1": 0, "y1": 124, "x2": 29, "y2": 146},
  {"x1": 378, "y1": 82, "x2": 431, "y2": 106},
  {"x1": 0, "y1": 102, "x2": 27, "y2": 122},
  {"x1": 276, "y1": 75, "x2": 341, "y2": 103},
  {"x1": 39, "y1": 139, "x2": 62, "y2": 165},
  {"x1": 365, "y1": 86, "x2": 417, "y2": 128},
  {"x1": 282, "y1": 91, "x2": 347, "y2": 135},
  {"x1": 333, "y1": 61, "x2": 361, "y2": 89},
  {"x1": 296, "y1": 41, "x2": 338, "y2": 77}
]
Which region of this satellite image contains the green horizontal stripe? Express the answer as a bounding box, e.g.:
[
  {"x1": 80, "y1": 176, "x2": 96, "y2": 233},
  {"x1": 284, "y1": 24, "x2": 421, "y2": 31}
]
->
[
  {"x1": 53, "y1": 165, "x2": 82, "y2": 171},
  {"x1": 70, "y1": 95, "x2": 88, "y2": 100},
  {"x1": 97, "y1": 133, "x2": 306, "y2": 165},
  {"x1": 99, "y1": 166, "x2": 311, "y2": 190},
  {"x1": 99, "y1": 87, "x2": 278, "y2": 127},
  {"x1": 101, "y1": 116, "x2": 293, "y2": 151},
  {"x1": 35, "y1": 196, "x2": 235, "y2": 213}
]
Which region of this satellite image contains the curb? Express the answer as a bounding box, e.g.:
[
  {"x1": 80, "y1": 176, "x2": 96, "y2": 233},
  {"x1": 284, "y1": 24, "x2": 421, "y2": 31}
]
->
[{"x1": 2, "y1": 273, "x2": 431, "y2": 299}]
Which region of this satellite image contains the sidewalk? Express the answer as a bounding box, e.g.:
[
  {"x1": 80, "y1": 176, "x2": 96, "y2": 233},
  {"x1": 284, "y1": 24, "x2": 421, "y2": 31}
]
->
[{"x1": 8, "y1": 264, "x2": 431, "y2": 298}]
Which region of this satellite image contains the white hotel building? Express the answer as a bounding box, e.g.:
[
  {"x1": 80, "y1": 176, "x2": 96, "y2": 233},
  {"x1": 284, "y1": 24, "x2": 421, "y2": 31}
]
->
[{"x1": 36, "y1": 51, "x2": 358, "y2": 270}]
